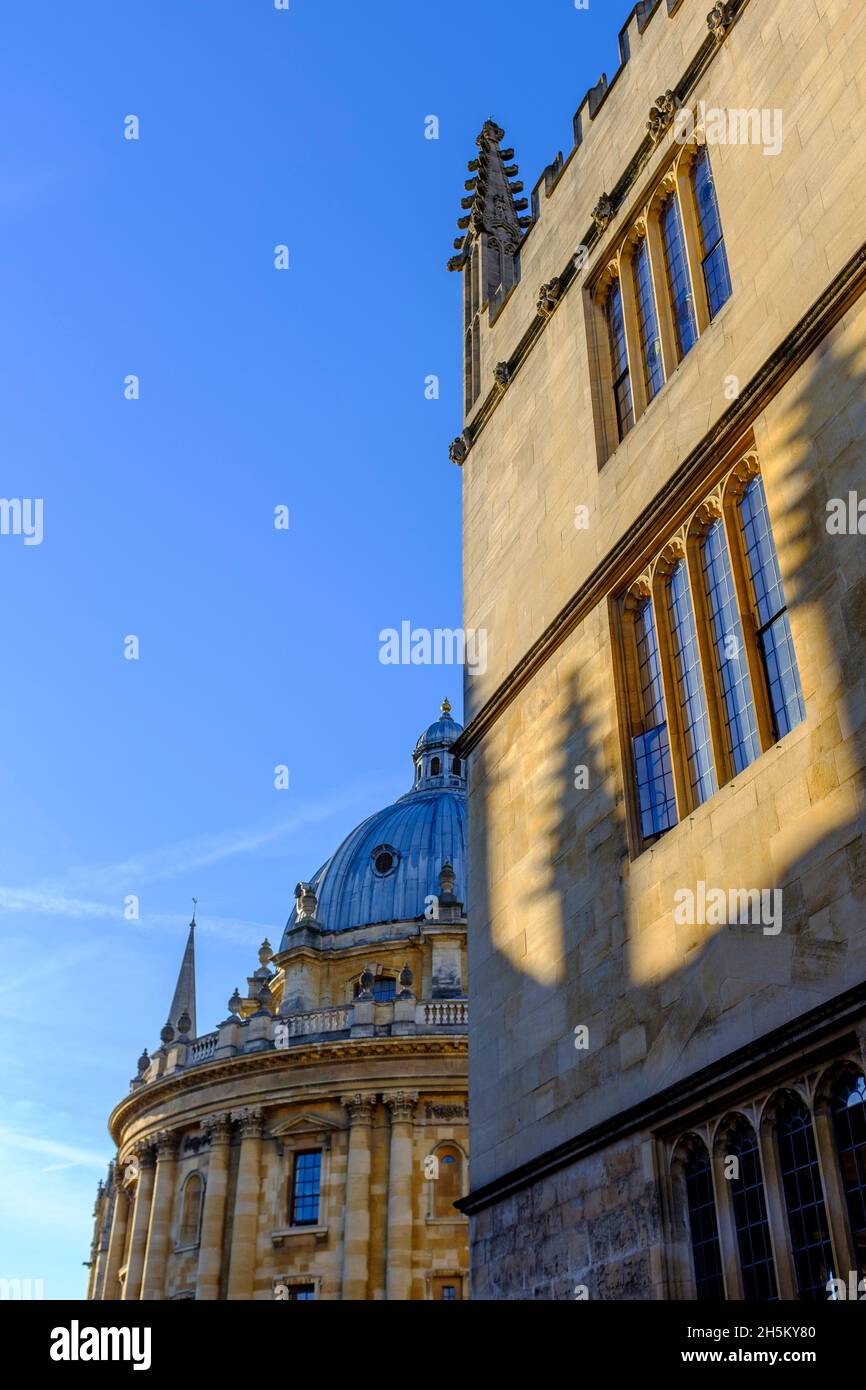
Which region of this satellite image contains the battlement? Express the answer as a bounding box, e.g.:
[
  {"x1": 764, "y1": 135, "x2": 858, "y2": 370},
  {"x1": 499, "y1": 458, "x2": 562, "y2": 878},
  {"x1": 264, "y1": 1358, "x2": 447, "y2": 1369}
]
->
[{"x1": 449, "y1": 0, "x2": 737, "y2": 274}]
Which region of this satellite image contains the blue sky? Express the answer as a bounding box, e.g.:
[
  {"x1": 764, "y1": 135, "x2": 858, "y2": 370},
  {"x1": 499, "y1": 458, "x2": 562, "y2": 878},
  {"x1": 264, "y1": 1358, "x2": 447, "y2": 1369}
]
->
[{"x1": 0, "y1": 0, "x2": 618, "y2": 1297}]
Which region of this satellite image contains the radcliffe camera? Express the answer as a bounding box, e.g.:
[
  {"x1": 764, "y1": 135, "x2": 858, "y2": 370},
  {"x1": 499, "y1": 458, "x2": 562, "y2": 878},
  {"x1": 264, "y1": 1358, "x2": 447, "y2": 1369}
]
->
[{"x1": 2, "y1": 0, "x2": 865, "y2": 1368}]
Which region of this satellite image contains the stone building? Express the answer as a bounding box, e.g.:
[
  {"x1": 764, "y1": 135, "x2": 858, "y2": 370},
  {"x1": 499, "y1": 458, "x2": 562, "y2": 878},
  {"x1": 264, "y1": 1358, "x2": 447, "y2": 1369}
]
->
[
  {"x1": 87, "y1": 704, "x2": 469, "y2": 1300},
  {"x1": 449, "y1": 0, "x2": 866, "y2": 1298}
]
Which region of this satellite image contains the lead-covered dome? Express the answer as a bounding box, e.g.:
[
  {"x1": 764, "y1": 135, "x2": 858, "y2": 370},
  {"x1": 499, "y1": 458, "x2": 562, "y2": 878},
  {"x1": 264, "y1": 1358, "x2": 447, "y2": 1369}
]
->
[{"x1": 280, "y1": 702, "x2": 466, "y2": 940}]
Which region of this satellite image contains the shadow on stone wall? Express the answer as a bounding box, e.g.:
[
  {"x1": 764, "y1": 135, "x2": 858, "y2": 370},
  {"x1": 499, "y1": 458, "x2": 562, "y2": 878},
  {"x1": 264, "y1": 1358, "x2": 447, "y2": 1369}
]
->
[{"x1": 467, "y1": 310, "x2": 866, "y2": 1299}]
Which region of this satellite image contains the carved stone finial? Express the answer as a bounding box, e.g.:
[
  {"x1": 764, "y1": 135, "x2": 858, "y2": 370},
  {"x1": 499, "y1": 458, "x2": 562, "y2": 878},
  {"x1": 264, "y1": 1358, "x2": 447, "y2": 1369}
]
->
[
  {"x1": 227, "y1": 988, "x2": 242, "y2": 1018},
  {"x1": 295, "y1": 882, "x2": 318, "y2": 925},
  {"x1": 449, "y1": 434, "x2": 470, "y2": 467},
  {"x1": 159, "y1": 1019, "x2": 175, "y2": 1048},
  {"x1": 707, "y1": 2, "x2": 735, "y2": 41},
  {"x1": 397, "y1": 963, "x2": 415, "y2": 1000},
  {"x1": 647, "y1": 90, "x2": 682, "y2": 143},
  {"x1": 258, "y1": 938, "x2": 274, "y2": 967},
  {"x1": 357, "y1": 967, "x2": 375, "y2": 1001},
  {"x1": 592, "y1": 193, "x2": 615, "y2": 231},
  {"x1": 137, "y1": 1047, "x2": 150, "y2": 1076},
  {"x1": 536, "y1": 278, "x2": 563, "y2": 318},
  {"x1": 439, "y1": 861, "x2": 456, "y2": 899},
  {"x1": 176, "y1": 1010, "x2": 192, "y2": 1040},
  {"x1": 494, "y1": 361, "x2": 512, "y2": 389},
  {"x1": 477, "y1": 119, "x2": 505, "y2": 147}
]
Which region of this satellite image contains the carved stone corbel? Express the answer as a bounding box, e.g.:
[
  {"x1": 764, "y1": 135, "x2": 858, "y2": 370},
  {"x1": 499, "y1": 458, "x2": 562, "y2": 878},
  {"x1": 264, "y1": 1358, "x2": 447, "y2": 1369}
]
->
[
  {"x1": 707, "y1": 2, "x2": 735, "y2": 42},
  {"x1": 592, "y1": 193, "x2": 615, "y2": 232},
  {"x1": 536, "y1": 278, "x2": 563, "y2": 318},
  {"x1": 647, "y1": 90, "x2": 682, "y2": 143},
  {"x1": 449, "y1": 434, "x2": 470, "y2": 467}
]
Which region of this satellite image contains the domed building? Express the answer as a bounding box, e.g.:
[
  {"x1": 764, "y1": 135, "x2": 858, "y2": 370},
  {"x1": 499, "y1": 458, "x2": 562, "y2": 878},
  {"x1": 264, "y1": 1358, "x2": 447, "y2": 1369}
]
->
[{"x1": 87, "y1": 703, "x2": 469, "y2": 1302}]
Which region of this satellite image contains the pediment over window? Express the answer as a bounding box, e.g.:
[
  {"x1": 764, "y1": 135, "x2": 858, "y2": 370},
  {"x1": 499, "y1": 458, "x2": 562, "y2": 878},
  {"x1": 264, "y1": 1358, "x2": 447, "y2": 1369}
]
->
[{"x1": 270, "y1": 1112, "x2": 342, "y2": 1139}]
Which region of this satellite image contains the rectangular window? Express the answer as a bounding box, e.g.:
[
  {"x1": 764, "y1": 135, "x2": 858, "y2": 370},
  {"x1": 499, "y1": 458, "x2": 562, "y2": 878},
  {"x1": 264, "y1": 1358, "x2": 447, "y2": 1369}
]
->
[
  {"x1": 288, "y1": 1284, "x2": 316, "y2": 1301},
  {"x1": 632, "y1": 237, "x2": 664, "y2": 402},
  {"x1": 737, "y1": 476, "x2": 805, "y2": 739},
  {"x1": 692, "y1": 148, "x2": 732, "y2": 319},
  {"x1": 661, "y1": 192, "x2": 698, "y2": 359},
  {"x1": 606, "y1": 279, "x2": 634, "y2": 441},
  {"x1": 290, "y1": 1150, "x2": 322, "y2": 1226},
  {"x1": 632, "y1": 598, "x2": 678, "y2": 838}
]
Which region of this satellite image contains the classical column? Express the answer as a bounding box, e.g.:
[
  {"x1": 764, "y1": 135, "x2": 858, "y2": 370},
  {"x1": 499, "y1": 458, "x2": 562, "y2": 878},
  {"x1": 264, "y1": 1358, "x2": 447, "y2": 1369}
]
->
[
  {"x1": 122, "y1": 1146, "x2": 156, "y2": 1300},
  {"x1": 341, "y1": 1093, "x2": 376, "y2": 1300},
  {"x1": 196, "y1": 1112, "x2": 232, "y2": 1300},
  {"x1": 226, "y1": 1107, "x2": 264, "y2": 1300},
  {"x1": 384, "y1": 1092, "x2": 418, "y2": 1302},
  {"x1": 100, "y1": 1165, "x2": 130, "y2": 1300},
  {"x1": 141, "y1": 1130, "x2": 180, "y2": 1299}
]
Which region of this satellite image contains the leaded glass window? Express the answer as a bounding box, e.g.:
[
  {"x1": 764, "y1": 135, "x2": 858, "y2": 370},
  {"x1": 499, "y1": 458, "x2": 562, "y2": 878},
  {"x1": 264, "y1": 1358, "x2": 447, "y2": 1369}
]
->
[
  {"x1": 727, "y1": 1123, "x2": 778, "y2": 1301},
  {"x1": 632, "y1": 598, "x2": 677, "y2": 838},
  {"x1": 606, "y1": 279, "x2": 634, "y2": 441},
  {"x1": 661, "y1": 192, "x2": 698, "y2": 359},
  {"x1": 632, "y1": 237, "x2": 664, "y2": 402},
  {"x1": 684, "y1": 1142, "x2": 725, "y2": 1299},
  {"x1": 667, "y1": 560, "x2": 716, "y2": 806},
  {"x1": 738, "y1": 476, "x2": 806, "y2": 739},
  {"x1": 692, "y1": 148, "x2": 732, "y2": 319},
  {"x1": 701, "y1": 519, "x2": 761, "y2": 773},
  {"x1": 831, "y1": 1072, "x2": 866, "y2": 1279},
  {"x1": 776, "y1": 1100, "x2": 835, "y2": 1300}
]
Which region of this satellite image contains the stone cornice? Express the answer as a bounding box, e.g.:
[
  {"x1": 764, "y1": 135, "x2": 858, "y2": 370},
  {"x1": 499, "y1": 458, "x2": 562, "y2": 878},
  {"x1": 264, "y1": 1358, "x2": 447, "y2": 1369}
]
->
[
  {"x1": 108, "y1": 1035, "x2": 468, "y2": 1146},
  {"x1": 457, "y1": 981, "x2": 866, "y2": 1216},
  {"x1": 453, "y1": 238, "x2": 866, "y2": 759},
  {"x1": 451, "y1": 0, "x2": 751, "y2": 466}
]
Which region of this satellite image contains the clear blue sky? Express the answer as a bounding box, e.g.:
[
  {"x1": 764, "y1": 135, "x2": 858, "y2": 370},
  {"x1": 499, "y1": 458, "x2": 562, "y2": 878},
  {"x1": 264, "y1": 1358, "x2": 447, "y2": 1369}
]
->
[{"x1": 0, "y1": 0, "x2": 619, "y2": 1297}]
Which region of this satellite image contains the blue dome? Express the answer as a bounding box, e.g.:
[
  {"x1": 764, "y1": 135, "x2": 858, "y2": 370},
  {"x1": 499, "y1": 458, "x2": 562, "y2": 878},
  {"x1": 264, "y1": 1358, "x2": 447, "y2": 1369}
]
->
[{"x1": 281, "y1": 703, "x2": 467, "y2": 939}]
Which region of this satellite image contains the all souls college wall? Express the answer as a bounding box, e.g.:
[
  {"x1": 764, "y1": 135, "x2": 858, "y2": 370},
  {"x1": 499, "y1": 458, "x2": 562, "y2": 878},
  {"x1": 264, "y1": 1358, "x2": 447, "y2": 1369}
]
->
[{"x1": 450, "y1": 0, "x2": 866, "y2": 1298}]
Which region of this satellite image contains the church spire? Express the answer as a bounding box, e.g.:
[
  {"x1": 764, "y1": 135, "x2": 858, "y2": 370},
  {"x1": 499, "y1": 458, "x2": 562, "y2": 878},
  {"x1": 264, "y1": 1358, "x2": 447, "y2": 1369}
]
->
[
  {"x1": 448, "y1": 119, "x2": 531, "y2": 275},
  {"x1": 167, "y1": 907, "x2": 197, "y2": 1040}
]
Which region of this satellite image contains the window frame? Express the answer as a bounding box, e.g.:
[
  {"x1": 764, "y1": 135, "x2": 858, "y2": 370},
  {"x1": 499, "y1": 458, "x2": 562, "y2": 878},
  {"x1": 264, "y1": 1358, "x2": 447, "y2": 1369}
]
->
[{"x1": 289, "y1": 1148, "x2": 323, "y2": 1228}]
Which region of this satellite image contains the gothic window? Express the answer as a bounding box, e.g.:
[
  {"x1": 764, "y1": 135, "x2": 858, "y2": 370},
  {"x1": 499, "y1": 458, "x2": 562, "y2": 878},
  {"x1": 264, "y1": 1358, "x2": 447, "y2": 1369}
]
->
[
  {"x1": 632, "y1": 236, "x2": 664, "y2": 402},
  {"x1": 775, "y1": 1097, "x2": 835, "y2": 1300},
  {"x1": 632, "y1": 596, "x2": 677, "y2": 838},
  {"x1": 666, "y1": 559, "x2": 716, "y2": 807},
  {"x1": 660, "y1": 190, "x2": 698, "y2": 359},
  {"x1": 178, "y1": 1172, "x2": 204, "y2": 1247},
  {"x1": 737, "y1": 475, "x2": 805, "y2": 739},
  {"x1": 430, "y1": 756, "x2": 441, "y2": 776},
  {"x1": 725, "y1": 1120, "x2": 779, "y2": 1301},
  {"x1": 692, "y1": 147, "x2": 732, "y2": 319},
  {"x1": 606, "y1": 278, "x2": 634, "y2": 441},
  {"x1": 830, "y1": 1071, "x2": 866, "y2": 1278},
  {"x1": 683, "y1": 1140, "x2": 725, "y2": 1299},
  {"x1": 615, "y1": 450, "x2": 804, "y2": 853},
  {"x1": 701, "y1": 517, "x2": 761, "y2": 773},
  {"x1": 290, "y1": 1150, "x2": 322, "y2": 1226}
]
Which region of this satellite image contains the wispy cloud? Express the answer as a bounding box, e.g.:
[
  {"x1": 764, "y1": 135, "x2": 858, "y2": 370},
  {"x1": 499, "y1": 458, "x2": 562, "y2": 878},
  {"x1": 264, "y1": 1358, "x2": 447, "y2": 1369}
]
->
[
  {"x1": 0, "y1": 1128, "x2": 108, "y2": 1171},
  {"x1": 0, "y1": 776, "x2": 391, "y2": 927}
]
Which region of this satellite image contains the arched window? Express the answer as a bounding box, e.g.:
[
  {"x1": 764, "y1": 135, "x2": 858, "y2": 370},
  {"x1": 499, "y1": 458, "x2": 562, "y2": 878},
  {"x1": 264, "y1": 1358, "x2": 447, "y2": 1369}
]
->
[
  {"x1": 631, "y1": 236, "x2": 664, "y2": 402},
  {"x1": 830, "y1": 1070, "x2": 866, "y2": 1278},
  {"x1": 691, "y1": 147, "x2": 732, "y2": 319},
  {"x1": 701, "y1": 518, "x2": 761, "y2": 773},
  {"x1": 775, "y1": 1095, "x2": 834, "y2": 1300},
  {"x1": 660, "y1": 191, "x2": 697, "y2": 359},
  {"x1": 723, "y1": 1119, "x2": 778, "y2": 1301},
  {"x1": 430, "y1": 756, "x2": 441, "y2": 776},
  {"x1": 433, "y1": 1145, "x2": 464, "y2": 1218},
  {"x1": 631, "y1": 597, "x2": 677, "y2": 838},
  {"x1": 605, "y1": 278, "x2": 633, "y2": 441},
  {"x1": 178, "y1": 1172, "x2": 204, "y2": 1247},
  {"x1": 666, "y1": 559, "x2": 716, "y2": 807},
  {"x1": 353, "y1": 975, "x2": 396, "y2": 1003},
  {"x1": 737, "y1": 475, "x2": 805, "y2": 740},
  {"x1": 452, "y1": 757, "x2": 461, "y2": 775},
  {"x1": 683, "y1": 1139, "x2": 725, "y2": 1299}
]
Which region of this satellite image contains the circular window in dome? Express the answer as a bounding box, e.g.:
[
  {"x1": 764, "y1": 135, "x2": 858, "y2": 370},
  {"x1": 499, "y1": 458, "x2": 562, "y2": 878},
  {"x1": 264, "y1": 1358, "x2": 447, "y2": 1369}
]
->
[{"x1": 372, "y1": 844, "x2": 400, "y2": 877}]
